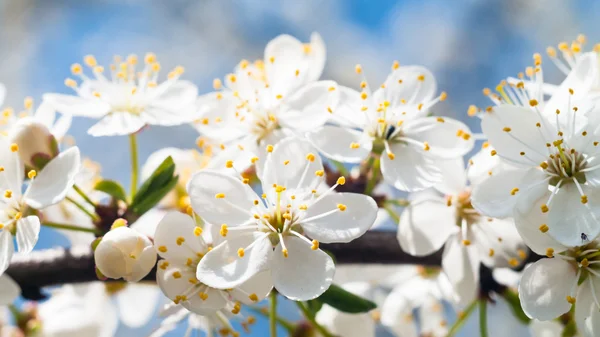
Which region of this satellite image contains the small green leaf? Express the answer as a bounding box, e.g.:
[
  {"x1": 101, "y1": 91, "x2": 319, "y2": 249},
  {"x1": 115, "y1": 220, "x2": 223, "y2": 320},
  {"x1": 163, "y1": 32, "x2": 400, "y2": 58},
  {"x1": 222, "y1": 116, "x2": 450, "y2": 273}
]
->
[
  {"x1": 129, "y1": 156, "x2": 178, "y2": 216},
  {"x1": 501, "y1": 289, "x2": 531, "y2": 324},
  {"x1": 95, "y1": 180, "x2": 127, "y2": 202},
  {"x1": 317, "y1": 284, "x2": 376, "y2": 313},
  {"x1": 307, "y1": 299, "x2": 324, "y2": 315}
]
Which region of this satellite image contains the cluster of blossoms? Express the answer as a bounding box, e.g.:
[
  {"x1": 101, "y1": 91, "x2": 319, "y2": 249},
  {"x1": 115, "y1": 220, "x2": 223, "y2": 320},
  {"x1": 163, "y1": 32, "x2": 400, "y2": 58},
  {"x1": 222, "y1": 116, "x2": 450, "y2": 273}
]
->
[{"x1": 1, "y1": 31, "x2": 599, "y2": 337}]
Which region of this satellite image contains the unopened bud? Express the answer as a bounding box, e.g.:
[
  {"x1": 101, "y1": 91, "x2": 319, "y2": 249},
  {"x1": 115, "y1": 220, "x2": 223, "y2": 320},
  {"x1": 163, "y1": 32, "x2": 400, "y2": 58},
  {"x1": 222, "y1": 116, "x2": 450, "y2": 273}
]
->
[
  {"x1": 94, "y1": 227, "x2": 156, "y2": 282},
  {"x1": 9, "y1": 117, "x2": 59, "y2": 170}
]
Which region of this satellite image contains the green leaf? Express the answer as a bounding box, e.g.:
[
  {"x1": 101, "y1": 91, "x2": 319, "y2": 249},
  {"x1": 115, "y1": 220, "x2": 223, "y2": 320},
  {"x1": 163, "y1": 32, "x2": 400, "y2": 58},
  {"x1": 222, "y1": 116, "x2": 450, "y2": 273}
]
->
[
  {"x1": 562, "y1": 319, "x2": 577, "y2": 337},
  {"x1": 128, "y1": 156, "x2": 178, "y2": 216},
  {"x1": 317, "y1": 284, "x2": 376, "y2": 313},
  {"x1": 306, "y1": 299, "x2": 324, "y2": 315},
  {"x1": 501, "y1": 289, "x2": 531, "y2": 324},
  {"x1": 95, "y1": 180, "x2": 127, "y2": 202}
]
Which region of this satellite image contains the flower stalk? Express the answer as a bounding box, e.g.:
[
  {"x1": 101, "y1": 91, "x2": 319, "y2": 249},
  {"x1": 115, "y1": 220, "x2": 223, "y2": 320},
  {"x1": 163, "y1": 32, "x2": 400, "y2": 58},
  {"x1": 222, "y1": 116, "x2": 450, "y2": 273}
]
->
[{"x1": 129, "y1": 133, "x2": 139, "y2": 200}]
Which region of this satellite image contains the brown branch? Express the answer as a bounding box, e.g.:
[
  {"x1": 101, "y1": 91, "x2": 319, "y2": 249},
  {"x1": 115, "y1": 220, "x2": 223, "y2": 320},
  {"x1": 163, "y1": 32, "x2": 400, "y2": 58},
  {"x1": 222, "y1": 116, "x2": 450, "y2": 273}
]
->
[{"x1": 5, "y1": 231, "x2": 541, "y2": 300}]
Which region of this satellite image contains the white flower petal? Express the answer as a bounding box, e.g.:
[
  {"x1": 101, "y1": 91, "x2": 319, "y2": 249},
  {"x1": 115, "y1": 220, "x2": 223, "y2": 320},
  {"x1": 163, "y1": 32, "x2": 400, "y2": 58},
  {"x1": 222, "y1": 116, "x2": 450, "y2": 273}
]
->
[
  {"x1": 519, "y1": 258, "x2": 577, "y2": 320},
  {"x1": 316, "y1": 305, "x2": 375, "y2": 337},
  {"x1": 195, "y1": 91, "x2": 246, "y2": 143},
  {"x1": 261, "y1": 137, "x2": 324, "y2": 192},
  {"x1": 328, "y1": 86, "x2": 367, "y2": 127},
  {"x1": 115, "y1": 284, "x2": 160, "y2": 327},
  {"x1": 575, "y1": 278, "x2": 600, "y2": 337},
  {"x1": 154, "y1": 211, "x2": 208, "y2": 266},
  {"x1": 380, "y1": 143, "x2": 442, "y2": 192},
  {"x1": 272, "y1": 236, "x2": 334, "y2": 300},
  {"x1": 380, "y1": 288, "x2": 418, "y2": 337},
  {"x1": 51, "y1": 114, "x2": 73, "y2": 140},
  {"x1": 381, "y1": 66, "x2": 437, "y2": 109},
  {"x1": 126, "y1": 242, "x2": 157, "y2": 282},
  {"x1": 441, "y1": 235, "x2": 479, "y2": 307},
  {"x1": 467, "y1": 145, "x2": 509, "y2": 186},
  {"x1": 42, "y1": 93, "x2": 111, "y2": 118},
  {"x1": 514, "y1": 189, "x2": 567, "y2": 255},
  {"x1": 196, "y1": 233, "x2": 273, "y2": 289},
  {"x1": 419, "y1": 296, "x2": 448, "y2": 336},
  {"x1": 152, "y1": 80, "x2": 199, "y2": 109},
  {"x1": 16, "y1": 216, "x2": 40, "y2": 254},
  {"x1": 404, "y1": 117, "x2": 475, "y2": 159},
  {"x1": 0, "y1": 231, "x2": 13, "y2": 275},
  {"x1": 34, "y1": 101, "x2": 57, "y2": 130},
  {"x1": 529, "y1": 320, "x2": 564, "y2": 337},
  {"x1": 264, "y1": 34, "x2": 317, "y2": 96},
  {"x1": 279, "y1": 81, "x2": 339, "y2": 132},
  {"x1": 88, "y1": 112, "x2": 146, "y2": 137},
  {"x1": 301, "y1": 192, "x2": 377, "y2": 243},
  {"x1": 0, "y1": 83, "x2": 5, "y2": 106},
  {"x1": 547, "y1": 183, "x2": 600, "y2": 247},
  {"x1": 307, "y1": 125, "x2": 372, "y2": 164},
  {"x1": 471, "y1": 167, "x2": 546, "y2": 219},
  {"x1": 188, "y1": 170, "x2": 257, "y2": 226},
  {"x1": 307, "y1": 32, "x2": 326, "y2": 82},
  {"x1": 398, "y1": 199, "x2": 456, "y2": 256},
  {"x1": 481, "y1": 105, "x2": 550, "y2": 165},
  {"x1": 231, "y1": 270, "x2": 273, "y2": 305},
  {"x1": 0, "y1": 275, "x2": 20, "y2": 305},
  {"x1": 434, "y1": 158, "x2": 467, "y2": 195},
  {"x1": 25, "y1": 147, "x2": 81, "y2": 209}
]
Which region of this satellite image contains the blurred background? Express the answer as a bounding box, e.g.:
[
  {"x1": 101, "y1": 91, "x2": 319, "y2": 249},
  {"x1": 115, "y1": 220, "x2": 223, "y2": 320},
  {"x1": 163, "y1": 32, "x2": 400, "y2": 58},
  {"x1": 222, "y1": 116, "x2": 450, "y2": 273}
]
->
[{"x1": 0, "y1": 0, "x2": 597, "y2": 335}]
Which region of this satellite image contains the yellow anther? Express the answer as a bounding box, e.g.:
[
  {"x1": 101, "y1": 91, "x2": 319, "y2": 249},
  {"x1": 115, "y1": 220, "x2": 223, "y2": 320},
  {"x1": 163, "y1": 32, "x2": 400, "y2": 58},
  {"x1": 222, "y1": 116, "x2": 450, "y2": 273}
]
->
[
  {"x1": 355, "y1": 64, "x2": 362, "y2": 74},
  {"x1": 337, "y1": 177, "x2": 346, "y2": 185},
  {"x1": 306, "y1": 153, "x2": 316, "y2": 162},
  {"x1": 311, "y1": 240, "x2": 319, "y2": 250},
  {"x1": 172, "y1": 271, "x2": 182, "y2": 279},
  {"x1": 215, "y1": 193, "x2": 225, "y2": 199},
  {"x1": 151, "y1": 62, "x2": 161, "y2": 72},
  {"x1": 436, "y1": 117, "x2": 445, "y2": 123},
  {"x1": 237, "y1": 248, "x2": 245, "y2": 258},
  {"x1": 144, "y1": 53, "x2": 157, "y2": 64},
  {"x1": 199, "y1": 292, "x2": 208, "y2": 301},
  {"x1": 92, "y1": 91, "x2": 101, "y2": 98},
  {"x1": 220, "y1": 224, "x2": 228, "y2": 237},
  {"x1": 467, "y1": 105, "x2": 478, "y2": 116},
  {"x1": 111, "y1": 218, "x2": 127, "y2": 230},
  {"x1": 566, "y1": 296, "x2": 576, "y2": 304},
  {"x1": 581, "y1": 195, "x2": 588, "y2": 204},
  {"x1": 327, "y1": 106, "x2": 333, "y2": 113},
  {"x1": 299, "y1": 204, "x2": 308, "y2": 211},
  {"x1": 508, "y1": 258, "x2": 518, "y2": 267},
  {"x1": 158, "y1": 246, "x2": 168, "y2": 253},
  {"x1": 185, "y1": 258, "x2": 193, "y2": 267},
  {"x1": 361, "y1": 92, "x2": 368, "y2": 100},
  {"x1": 276, "y1": 94, "x2": 283, "y2": 100},
  {"x1": 3, "y1": 190, "x2": 11, "y2": 198},
  {"x1": 387, "y1": 152, "x2": 395, "y2": 160},
  {"x1": 337, "y1": 204, "x2": 347, "y2": 211},
  {"x1": 541, "y1": 204, "x2": 549, "y2": 213},
  {"x1": 360, "y1": 81, "x2": 367, "y2": 89},
  {"x1": 540, "y1": 162, "x2": 549, "y2": 169},
  {"x1": 194, "y1": 227, "x2": 203, "y2": 237},
  {"x1": 546, "y1": 46, "x2": 557, "y2": 57},
  {"x1": 159, "y1": 261, "x2": 169, "y2": 270},
  {"x1": 212, "y1": 78, "x2": 223, "y2": 90},
  {"x1": 282, "y1": 249, "x2": 289, "y2": 258},
  {"x1": 440, "y1": 92, "x2": 448, "y2": 101},
  {"x1": 503, "y1": 127, "x2": 511, "y2": 132},
  {"x1": 83, "y1": 55, "x2": 97, "y2": 67},
  {"x1": 251, "y1": 156, "x2": 259, "y2": 164},
  {"x1": 266, "y1": 145, "x2": 274, "y2": 153},
  {"x1": 489, "y1": 249, "x2": 495, "y2": 257},
  {"x1": 417, "y1": 103, "x2": 424, "y2": 111},
  {"x1": 417, "y1": 74, "x2": 425, "y2": 81},
  {"x1": 71, "y1": 63, "x2": 83, "y2": 74},
  {"x1": 350, "y1": 142, "x2": 360, "y2": 149},
  {"x1": 26, "y1": 169, "x2": 37, "y2": 179},
  {"x1": 392, "y1": 60, "x2": 400, "y2": 70},
  {"x1": 23, "y1": 97, "x2": 33, "y2": 110},
  {"x1": 539, "y1": 224, "x2": 549, "y2": 233},
  {"x1": 249, "y1": 293, "x2": 259, "y2": 302},
  {"x1": 510, "y1": 188, "x2": 519, "y2": 196},
  {"x1": 242, "y1": 178, "x2": 250, "y2": 184},
  {"x1": 423, "y1": 142, "x2": 430, "y2": 151},
  {"x1": 283, "y1": 160, "x2": 290, "y2": 165},
  {"x1": 226, "y1": 160, "x2": 234, "y2": 168},
  {"x1": 462, "y1": 240, "x2": 471, "y2": 246},
  {"x1": 14, "y1": 212, "x2": 21, "y2": 220},
  {"x1": 569, "y1": 88, "x2": 574, "y2": 95},
  {"x1": 529, "y1": 99, "x2": 538, "y2": 107},
  {"x1": 275, "y1": 185, "x2": 285, "y2": 193},
  {"x1": 282, "y1": 213, "x2": 291, "y2": 221},
  {"x1": 176, "y1": 237, "x2": 185, "y2": 246},
  {"x1": 315, "y1": 170, "x2": 324, "y2": 177},
  {"x1": 490, "y1": 150, "x2": 497, "y2": 156}
]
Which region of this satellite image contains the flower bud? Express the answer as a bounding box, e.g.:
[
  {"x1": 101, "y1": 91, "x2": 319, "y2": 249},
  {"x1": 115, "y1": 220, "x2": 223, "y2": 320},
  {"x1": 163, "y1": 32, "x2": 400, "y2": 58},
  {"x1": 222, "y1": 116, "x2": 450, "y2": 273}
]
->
[
  {"x1": 94, "y1": 226, "x2": 157, "y2": 282},
  {"x1": 9, "y1": 117, "x2": 59, "y2": 170}
]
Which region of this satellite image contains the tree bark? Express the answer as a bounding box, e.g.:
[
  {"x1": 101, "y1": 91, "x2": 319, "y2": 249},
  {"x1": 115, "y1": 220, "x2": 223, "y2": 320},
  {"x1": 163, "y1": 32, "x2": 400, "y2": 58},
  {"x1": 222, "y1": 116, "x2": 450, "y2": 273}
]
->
[{"x1": 6, "y1": 231, "x2": 541, "y2": 300}]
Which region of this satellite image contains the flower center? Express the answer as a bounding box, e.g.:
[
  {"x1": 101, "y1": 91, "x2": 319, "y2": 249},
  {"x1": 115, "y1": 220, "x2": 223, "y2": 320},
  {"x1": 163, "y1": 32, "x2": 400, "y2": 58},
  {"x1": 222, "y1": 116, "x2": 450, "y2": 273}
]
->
[
  {"x1": 452, "y1": 190, "x2": 481, "y2": 225},
  {"x1": 544, "y1": 141, "x2": 588, "y2": 185}
]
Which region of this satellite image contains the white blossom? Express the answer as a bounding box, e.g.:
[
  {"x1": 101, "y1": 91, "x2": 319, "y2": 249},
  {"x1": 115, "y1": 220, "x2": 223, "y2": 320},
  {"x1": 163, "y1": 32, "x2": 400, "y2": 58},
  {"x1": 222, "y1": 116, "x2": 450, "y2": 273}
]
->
[
  {"x1": 43, "y1": 54, "x2": 198, "y2": 137},
  {"x1": 189, "y1": 137, "x2": 377, "y2": 300},
  {"x1": 195, "y1": 33, "x2": 337, "y2": 173},
  {"x1": 471, "y1": 52, "x2": 600, "y2": 247},
  {"x1": 307, "y1": 64, "x2": 474, "y2": 192},
  {"x1": 94, "y1": 225, "x2": 157, "y2": 282},
  {"x1": 0, "y1": 139, "x2": 80, "y2": 275}
]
